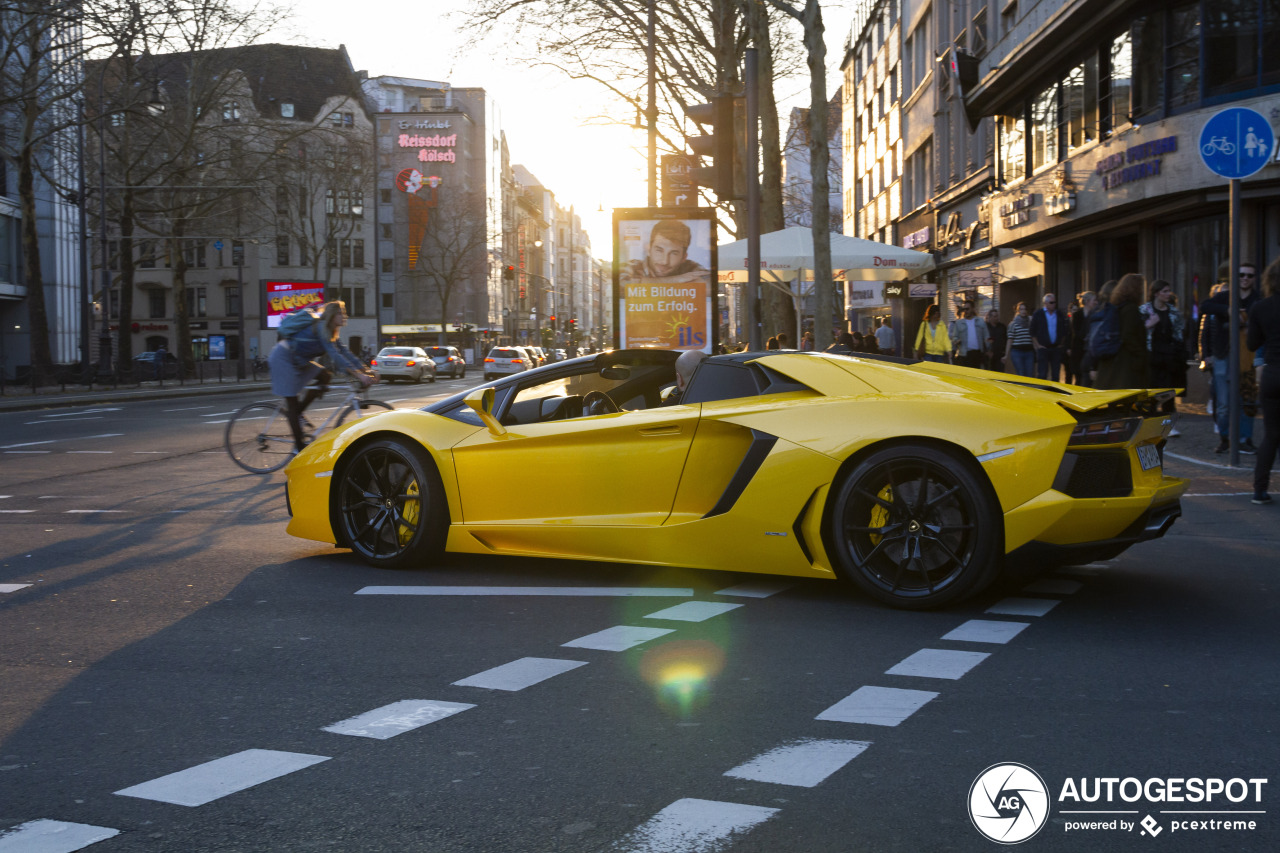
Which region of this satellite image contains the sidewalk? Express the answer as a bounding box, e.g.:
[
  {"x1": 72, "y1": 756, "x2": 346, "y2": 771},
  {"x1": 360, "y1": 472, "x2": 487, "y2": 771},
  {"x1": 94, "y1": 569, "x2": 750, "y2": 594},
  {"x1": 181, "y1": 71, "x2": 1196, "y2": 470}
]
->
[{"x1": 0, "y1": 374, "x2": 272, "y2": 412}]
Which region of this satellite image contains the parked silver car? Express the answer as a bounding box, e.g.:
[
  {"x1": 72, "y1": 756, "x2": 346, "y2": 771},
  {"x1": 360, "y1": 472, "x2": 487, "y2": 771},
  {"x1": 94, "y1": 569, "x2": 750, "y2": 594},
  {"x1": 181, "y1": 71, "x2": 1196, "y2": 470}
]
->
[{"x1": 371, "y1": 347, "x2": 437, "y2": 383}]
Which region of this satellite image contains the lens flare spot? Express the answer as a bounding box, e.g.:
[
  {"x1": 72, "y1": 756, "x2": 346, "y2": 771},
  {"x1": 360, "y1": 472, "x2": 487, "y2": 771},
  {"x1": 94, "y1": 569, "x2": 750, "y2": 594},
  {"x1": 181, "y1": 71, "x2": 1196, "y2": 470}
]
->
[{"x1": 639, "y1": 640, "x2": 726, "y2": 717}]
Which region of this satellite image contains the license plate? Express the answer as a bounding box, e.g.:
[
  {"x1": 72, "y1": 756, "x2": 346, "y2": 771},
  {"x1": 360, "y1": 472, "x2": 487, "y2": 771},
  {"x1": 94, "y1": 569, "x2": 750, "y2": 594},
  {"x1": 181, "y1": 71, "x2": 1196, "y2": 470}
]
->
[{"x1": 1137, "y1": 444, "x2": 1161, "y2": 471}]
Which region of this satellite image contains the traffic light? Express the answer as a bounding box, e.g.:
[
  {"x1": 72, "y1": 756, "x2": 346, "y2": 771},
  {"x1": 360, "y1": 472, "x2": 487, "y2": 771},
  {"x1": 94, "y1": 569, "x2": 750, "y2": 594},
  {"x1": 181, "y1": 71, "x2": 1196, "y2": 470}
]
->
[
  {"x1": 503, "y1": 264, "x2": 515, "y2": 281},
  {"x1": 548, "y1": 314, "x2": 557, "y2": 330},
  {"x1": 685, "y1": 94, "x2": 736, "y2": 199}
]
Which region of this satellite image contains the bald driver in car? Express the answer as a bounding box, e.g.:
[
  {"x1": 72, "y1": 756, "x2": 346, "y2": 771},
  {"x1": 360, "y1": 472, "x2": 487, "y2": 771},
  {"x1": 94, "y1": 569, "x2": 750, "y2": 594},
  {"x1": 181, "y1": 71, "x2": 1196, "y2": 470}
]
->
[{"x1": 664, "y1": 349, "x2": 708, "y2": 406}]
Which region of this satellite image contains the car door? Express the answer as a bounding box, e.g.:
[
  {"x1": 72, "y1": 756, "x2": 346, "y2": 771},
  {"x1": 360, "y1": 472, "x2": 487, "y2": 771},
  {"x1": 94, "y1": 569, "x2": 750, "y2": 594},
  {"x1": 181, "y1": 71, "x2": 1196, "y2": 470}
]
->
[{"x1": 451, "y1": 403, "x2": 700, "y2": 526}]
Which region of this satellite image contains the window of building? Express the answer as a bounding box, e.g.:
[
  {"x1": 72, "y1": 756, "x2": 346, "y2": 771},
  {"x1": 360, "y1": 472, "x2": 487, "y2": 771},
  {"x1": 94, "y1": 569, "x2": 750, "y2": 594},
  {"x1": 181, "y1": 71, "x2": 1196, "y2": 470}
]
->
[
  {"x1": 225, "y1": 285, "x2": 240, "y2": 316},
  {"x1": 1205, "y1": 0, "x2": 1258, "y2": 95},
  {"x1": 382, "y1": 293, "x2": 393, "y2": 309},
  {"x1": 276, "y1": 236, "x2": 289, "y2": 265},
  {"x1": 353, "y1": 239, "x2": 364, "y2": 267},
  {"x1": 107, "y1": 240, "x2": 119, "y2": 270},
  {"x1": 1265, "y1": 0, "x2": 1280, "y2": 80},
  {"x1": 1131, "y1": 15, "x2": 1164, "y2": 120},
  {"x1": 999, "y1": 115, "x2": 1027, "y2": 183},
  {"x1": 972, "y1": 7, "x2": 989, "y2": 56},
  {"x1": 110, "y1": 289, "x2": 119, "y2": 319},
  {"x1": 1030, "y1": 84, "x2": 1058, "y2": 171},
  {"x1": 276, "y1": 186, "x2": 288, "y2": 214},
  {"x1": 186, "y1": 286, "x2": 207, "y2": 317},
  {"x1": 232, "y1": 240, "x2": 244, "y2": 267},
  {"x1": 280, "y1": 102, "x2": 295, "y2": 118},
  {"x1": 184, "y1": 241, "x2": 207, "y2": 269},
  {"x1": 1166, "y1": 3, "x2": 1201, "y2": 112},
  {"x1": 1062, "y1": 59, "x2": 1098, "y2": 153},
  {"x1": 222, "y1": 101, "x2": 240, "y2": 123},
  {"x1": 381, "y1": 258, "x2": 393, "y2": 273},
  {"x1": 149, "y1": 291, "x2": 165, "y2": 319},
  {"x1": 139, "y1": 241, "x2": 157, "y2": 269},
  {"x1": 299, "y1": 238, "x2": 310, "y2": 267},
  {"x1": 353, "y1": 287, "x2": 366, "y2": 317},
  {"x1": 380, "y1": 189, "x2": 391, "y2": 204}
]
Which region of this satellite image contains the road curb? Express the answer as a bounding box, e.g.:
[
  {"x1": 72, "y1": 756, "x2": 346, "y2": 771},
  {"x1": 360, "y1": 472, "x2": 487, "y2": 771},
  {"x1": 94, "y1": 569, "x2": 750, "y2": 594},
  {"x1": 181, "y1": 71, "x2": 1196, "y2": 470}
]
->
[{"x1": 0, "y1": 381, "x2": 273, "y2": 413}]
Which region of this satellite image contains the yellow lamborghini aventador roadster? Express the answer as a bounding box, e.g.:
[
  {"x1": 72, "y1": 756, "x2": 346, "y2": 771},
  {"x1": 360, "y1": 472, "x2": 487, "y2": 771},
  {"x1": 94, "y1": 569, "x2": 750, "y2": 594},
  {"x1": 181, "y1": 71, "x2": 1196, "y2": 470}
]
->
[{"x1": 283, "y1": 348, "x2": 1187, "y2": 609}]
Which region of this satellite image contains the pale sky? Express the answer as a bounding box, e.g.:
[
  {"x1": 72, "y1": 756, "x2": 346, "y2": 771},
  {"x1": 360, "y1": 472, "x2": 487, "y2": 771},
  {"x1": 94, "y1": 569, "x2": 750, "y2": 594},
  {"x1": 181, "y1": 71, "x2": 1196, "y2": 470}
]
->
[{"x1": 284, "y1": 1, "x2": 853, "y2": 256}]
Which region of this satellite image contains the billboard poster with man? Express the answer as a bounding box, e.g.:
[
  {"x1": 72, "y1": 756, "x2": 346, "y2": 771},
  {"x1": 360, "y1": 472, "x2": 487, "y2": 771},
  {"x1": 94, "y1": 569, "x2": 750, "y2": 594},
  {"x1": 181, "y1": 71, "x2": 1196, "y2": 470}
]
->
[
  {"x1": 613, "y1": 208, "x2": 717, "y2": 352},
  {"x1": 261, "y1": 279, "x2": 325, "y2": 329}
]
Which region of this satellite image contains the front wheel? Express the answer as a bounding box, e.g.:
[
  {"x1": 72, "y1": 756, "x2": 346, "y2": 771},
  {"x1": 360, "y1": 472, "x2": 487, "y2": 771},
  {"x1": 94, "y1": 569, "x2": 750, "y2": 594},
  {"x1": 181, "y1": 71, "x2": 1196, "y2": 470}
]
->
[
  {"x1": 828, "y1": 445, "x2": 1001, "y2": 609},
  {"x1": 225, "y1": 401, "x2": 295, "y2": 473},
  {"x1": 334, "y1": 438, "x2": 448, "y2": 568},
  {"x1": 335, "y1": 399, "x2": 394, "y2": 429}
]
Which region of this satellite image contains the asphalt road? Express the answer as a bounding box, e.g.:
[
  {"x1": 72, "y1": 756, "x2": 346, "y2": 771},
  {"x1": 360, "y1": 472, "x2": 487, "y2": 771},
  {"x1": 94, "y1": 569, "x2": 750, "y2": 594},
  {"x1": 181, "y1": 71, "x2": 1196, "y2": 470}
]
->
[{"x1": 0, "y1": 385, "x2": 1277, "y2": 852}]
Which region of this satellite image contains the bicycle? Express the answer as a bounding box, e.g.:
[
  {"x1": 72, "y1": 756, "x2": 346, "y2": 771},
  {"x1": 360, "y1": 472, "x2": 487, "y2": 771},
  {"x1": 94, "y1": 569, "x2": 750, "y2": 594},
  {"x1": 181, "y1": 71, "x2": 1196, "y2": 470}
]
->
[{"x1": 224, "y1": 378, "x2": 393, "y2": 473}]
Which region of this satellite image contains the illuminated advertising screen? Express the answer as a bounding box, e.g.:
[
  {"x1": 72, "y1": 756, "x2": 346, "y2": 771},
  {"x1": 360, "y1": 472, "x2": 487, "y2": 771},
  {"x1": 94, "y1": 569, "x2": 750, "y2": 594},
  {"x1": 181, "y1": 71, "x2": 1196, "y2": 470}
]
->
[
  {"x1": 261, "y1": 280, "x2": 325, "y2": 329},
  {"x1": 613, "y1": 209, "x2": 717, "y2": 352}
]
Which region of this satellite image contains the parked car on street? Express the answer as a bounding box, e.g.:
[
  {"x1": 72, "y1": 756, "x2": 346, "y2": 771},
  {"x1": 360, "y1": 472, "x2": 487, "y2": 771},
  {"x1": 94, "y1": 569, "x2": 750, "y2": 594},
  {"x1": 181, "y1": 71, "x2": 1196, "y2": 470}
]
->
[
  {"x1": 426, "y1": 346, "x2": 467, "y2": 379},
  {"x1": 482, "y1": 346, "x2": 534, "y2": 381},
  {"x1": 132, "y1": 350, "x2": 178, "y2": 379},
  {"x1": 371, "y1": 347, "x2": 437, "y2": 383},
  {"x1": 285, "y1": 348, "x2": 1188, "y2": 610}
]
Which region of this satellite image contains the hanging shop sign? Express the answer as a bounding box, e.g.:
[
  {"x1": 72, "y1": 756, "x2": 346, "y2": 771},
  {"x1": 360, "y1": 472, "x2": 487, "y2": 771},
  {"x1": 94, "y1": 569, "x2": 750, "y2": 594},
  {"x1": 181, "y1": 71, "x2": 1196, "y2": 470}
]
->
[
  {"x1": 884, "y1": 282, "x2": 907, "y2": 299},
  {"x1": 902, "y1": 226, "x2": 931, "y2": 250}
]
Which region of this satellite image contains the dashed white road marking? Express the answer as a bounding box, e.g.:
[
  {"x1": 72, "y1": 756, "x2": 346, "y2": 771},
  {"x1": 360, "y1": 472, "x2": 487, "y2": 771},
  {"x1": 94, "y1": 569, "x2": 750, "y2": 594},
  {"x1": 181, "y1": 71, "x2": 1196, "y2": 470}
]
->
[
  {"x1": 986, "y1": 597, "x2": 1061, "y2": 617},
  {"x1": 714, "y1": 581, "x2": 793, "y2": 598},
  {"x1": 64, "y1": 510, "x2": 122, "y2": 514},
  {"x1": 2, "y1": 434, "x2": 122, "y2": 449},
  {"x1": 114, "y1": 748, "x2": 330, "y2": 806},
  {"x1": 0, "y1": 584, "x2": 33, "y2": 593},
  {"x1": 816, "y1": 685, "x2": 939, "y2": 726},
  {"x1": 0, "y1": 511, "x2": 35, "y2": 514},
  {"x1": 616, "y1": 798, "x2": 779, "y2": 853},
  {"x1": 323, "y1": 700, "x2": 475, "y2": 740},
  {"x1": 724, "y1": 739, "x2": 871, "y2": 788},
  {"x1": 644, "y1": 601, "x2": 742, "y2": 622},
  {"x1": 37, "y1": 408, "x2": 121, "y2": 417},
  {"x1": 941, "y1": 619, "x2": 1031, "y2": 644},
  {"x1": 886, "y1": 648, "x2": 990, "y2": 680},
  {"x1": 66, "y1": 451, "x2": 113, "y2": 455},
  {"x1": 163, "y1": 405, "x2": 214, "y2": 412},
  {"x1": 1022, "y1": 578, "x2": 1083, "y2": 595},
  {"x1": 452, "y1": 657, "x2": 587, "y2": 691},
  {"x1": 3, "y1": 451, "x2": 50, "y2": 454},
  {"x1": 562, "y1": 625, "x2": 674, "y2": 651},
  {"x1": 1, "y1": 440, "x2": 56, "y2": 449},
  {"x1": 24, "y1": 417, "x2": 104, "y2": 424},
  {"x1": 356, "y1": 585, "x2": 693, "y2": 597},
  {"x1": 0, "y1": 818, "x2": 119, "y2": 852}
]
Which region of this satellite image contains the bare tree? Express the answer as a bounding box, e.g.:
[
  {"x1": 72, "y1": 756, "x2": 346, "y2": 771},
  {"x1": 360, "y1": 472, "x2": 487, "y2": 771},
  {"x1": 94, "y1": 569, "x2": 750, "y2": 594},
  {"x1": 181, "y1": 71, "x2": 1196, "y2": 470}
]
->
[
  {"x1": 763, "y1": 0, "x2": 833, "y2": 348},
  {"x1": 414, "y1": 190, "x2": 489, "y2": 344}
]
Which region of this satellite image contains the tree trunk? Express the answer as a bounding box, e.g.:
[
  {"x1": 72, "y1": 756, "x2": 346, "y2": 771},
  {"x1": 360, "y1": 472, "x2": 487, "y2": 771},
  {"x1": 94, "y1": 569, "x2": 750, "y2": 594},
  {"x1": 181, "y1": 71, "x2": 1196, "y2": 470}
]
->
[
  {"x1": 170, "y1": 227, "x2": 194, "y2": 378},
  {"x1": 115, "y1": 190, "x2": 137, "y2": 364},
  {"x1": 802, "y1": 0, "x2": 834, "y2": 350},
  {"x1": 18, "y1": 119, "x2": 53, "y2": 381}
]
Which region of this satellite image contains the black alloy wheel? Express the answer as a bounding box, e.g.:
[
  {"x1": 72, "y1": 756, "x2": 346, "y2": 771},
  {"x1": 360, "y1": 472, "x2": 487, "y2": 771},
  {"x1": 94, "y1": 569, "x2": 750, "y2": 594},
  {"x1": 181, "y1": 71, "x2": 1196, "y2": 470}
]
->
[
  {"x1": 335, "y1": 438, "x2": 448, "y2": 568},
  {"x1": 829, "y1": 445, "x2": 1001, "y2": 609}
]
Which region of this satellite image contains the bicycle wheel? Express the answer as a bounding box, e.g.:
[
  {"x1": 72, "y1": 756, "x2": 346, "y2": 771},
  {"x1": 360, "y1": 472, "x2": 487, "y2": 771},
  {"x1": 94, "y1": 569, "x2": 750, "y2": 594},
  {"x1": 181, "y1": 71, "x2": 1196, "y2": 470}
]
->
[
  {"x1": 225, "y1": 401, "x2": 296, "y2": 473},
  {"x1": 334, "y1": 399, "x2": 394, "y2": 429}
]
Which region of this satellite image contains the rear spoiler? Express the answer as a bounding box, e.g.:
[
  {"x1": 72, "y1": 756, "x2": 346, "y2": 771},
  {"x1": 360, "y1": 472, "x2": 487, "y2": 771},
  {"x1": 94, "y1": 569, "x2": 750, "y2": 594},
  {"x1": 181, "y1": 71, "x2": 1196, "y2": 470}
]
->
[{"x1": 1055, "y1": 388, "x2": 1180, "y2": 417}]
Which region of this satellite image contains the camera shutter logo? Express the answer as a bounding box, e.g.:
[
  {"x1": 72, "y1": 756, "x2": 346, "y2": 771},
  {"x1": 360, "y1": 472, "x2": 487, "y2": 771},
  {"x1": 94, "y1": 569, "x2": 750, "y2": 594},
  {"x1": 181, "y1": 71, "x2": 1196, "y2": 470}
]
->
[{"x1": 969, "y1": 763, "x2": 1050, "y2": 844}]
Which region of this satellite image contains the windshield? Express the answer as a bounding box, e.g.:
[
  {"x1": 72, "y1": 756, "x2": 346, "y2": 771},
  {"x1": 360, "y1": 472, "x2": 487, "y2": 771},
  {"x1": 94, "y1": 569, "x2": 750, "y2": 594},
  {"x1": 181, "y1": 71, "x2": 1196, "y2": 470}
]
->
[{"x1": 379, "y1": 348, "x2": 416, "y2": 357}]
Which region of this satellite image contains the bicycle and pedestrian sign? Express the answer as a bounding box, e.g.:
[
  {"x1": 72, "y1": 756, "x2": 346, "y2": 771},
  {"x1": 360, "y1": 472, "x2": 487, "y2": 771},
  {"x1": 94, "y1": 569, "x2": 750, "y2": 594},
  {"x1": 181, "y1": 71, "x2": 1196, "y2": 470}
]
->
[{"x1": 1199, "y1": 107, "x2": 1274, "y2": 179}]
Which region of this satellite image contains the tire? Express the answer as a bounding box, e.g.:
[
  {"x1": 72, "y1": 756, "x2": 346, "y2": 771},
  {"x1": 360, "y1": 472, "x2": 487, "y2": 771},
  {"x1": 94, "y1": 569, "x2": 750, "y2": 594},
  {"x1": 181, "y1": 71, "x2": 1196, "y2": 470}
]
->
[
  {"x1": 428, "y1": 371, "x2": 436, "y2": 383},
  {"x1": 459, "y1": 367, "x2": 465, "y2": 379},
  {"x1": 334, "y1": 399, "x2": 394, "y2": 428},
  {"x1": 225, "y1": 401, "x2": 296, "y2": 473},
  {"x1": 413, "y1": 371, "x2": 422, "y2": 384},
  {"x1": 828, "y1": 445, "x2": 1001, "y2": 609},
  {"x1": 334, "y1": 437, "x2": 448, "y2": 568}
]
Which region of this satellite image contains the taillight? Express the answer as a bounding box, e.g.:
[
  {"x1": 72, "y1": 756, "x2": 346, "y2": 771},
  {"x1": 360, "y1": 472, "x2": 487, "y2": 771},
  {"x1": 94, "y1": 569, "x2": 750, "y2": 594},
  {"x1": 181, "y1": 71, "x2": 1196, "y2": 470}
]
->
[
  {"x1": 370, "y1": 358, "x2": 378, "y2": 365},
  {"x1": 405, "y1": 360, "x2": 416, "y2": 366},
  {"x1": 484, "y1": 357, "x2": 495, "y2": 362},
  {"x1": 1069, "y1": 417, "x2": 1141, "y2": 446}
]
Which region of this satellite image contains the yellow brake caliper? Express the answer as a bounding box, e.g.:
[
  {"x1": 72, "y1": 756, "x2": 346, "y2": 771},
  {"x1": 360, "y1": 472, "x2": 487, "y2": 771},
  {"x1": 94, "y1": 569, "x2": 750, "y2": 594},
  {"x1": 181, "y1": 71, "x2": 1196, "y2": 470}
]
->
[
  {"x1": 868, "y1": 485, "x2": 893, "y2": 546},
  {"x1": 397, "y1": 479, "x2": 421, "y2": 546}
]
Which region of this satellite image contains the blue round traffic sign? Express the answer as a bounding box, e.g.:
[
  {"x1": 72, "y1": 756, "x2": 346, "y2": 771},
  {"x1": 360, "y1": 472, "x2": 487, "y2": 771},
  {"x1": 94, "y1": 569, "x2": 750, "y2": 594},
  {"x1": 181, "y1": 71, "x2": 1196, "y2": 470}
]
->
[{"x1": 1199, "y1": 107, "x2": 1274, "y2": 179}]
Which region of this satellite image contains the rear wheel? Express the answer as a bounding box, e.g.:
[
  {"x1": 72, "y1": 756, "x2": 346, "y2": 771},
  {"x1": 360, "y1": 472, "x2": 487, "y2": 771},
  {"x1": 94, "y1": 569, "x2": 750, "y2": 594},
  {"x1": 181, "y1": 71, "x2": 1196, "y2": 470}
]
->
[
  {"x1": 225, "y1": 401, "x2": 295, "y2": 473},
  {"x1": 829, "y1": 445, "x2": 1001, "y2": 609},
  {"x1": 335, "y1": 438, "x2": 447, "y2": 568}
]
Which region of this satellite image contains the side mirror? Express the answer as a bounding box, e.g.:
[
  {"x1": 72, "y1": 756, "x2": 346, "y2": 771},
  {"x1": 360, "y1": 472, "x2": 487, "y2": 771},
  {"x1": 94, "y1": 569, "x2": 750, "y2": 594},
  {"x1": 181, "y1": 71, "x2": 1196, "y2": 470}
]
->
[
  {"x1": 659, "y1": 385, "x2": 678, "y2": 402},
  {"x1": 464, "y1": 387, "x2": 507, "y2": 436}
]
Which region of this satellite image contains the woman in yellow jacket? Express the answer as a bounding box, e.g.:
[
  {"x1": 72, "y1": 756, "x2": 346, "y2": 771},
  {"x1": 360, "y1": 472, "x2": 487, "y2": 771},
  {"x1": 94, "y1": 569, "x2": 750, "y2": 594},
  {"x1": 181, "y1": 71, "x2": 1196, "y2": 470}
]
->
[{"x1": 914, "y1": 303, "x2": 952, "y2": 363}]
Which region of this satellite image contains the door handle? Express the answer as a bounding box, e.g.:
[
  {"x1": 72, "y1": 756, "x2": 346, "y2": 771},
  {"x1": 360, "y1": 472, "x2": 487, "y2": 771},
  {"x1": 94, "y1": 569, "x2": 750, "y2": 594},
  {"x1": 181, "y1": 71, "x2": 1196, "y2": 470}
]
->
[{"x1": 638, "y1": 425, "x2": 681, "y2": 436}]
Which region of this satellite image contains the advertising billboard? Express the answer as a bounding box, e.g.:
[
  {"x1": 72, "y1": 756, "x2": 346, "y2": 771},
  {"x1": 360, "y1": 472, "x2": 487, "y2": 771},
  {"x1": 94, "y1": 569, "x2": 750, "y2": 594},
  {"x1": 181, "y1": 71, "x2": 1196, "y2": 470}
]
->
[
  {"x1": 613, "y1": 208, "x2": 717, "y2": 352},
  {"x1": 260, "y1": 280, "x2": 325, "y2": 329}
]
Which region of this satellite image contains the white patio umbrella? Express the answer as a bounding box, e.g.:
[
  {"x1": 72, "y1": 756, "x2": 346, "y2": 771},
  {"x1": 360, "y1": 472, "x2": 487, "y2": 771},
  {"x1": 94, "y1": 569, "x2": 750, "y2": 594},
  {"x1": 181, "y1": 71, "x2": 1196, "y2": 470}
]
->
[{"x1": 717, "y1": 226, "x2": 936, "y2": 344}]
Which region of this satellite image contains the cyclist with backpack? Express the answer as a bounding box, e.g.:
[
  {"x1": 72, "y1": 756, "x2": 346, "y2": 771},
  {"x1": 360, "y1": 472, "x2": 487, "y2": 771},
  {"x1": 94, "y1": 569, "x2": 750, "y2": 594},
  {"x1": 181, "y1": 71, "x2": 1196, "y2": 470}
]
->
[{"x1": 268, "y1": 300, "x2": 375, "y2": 452}]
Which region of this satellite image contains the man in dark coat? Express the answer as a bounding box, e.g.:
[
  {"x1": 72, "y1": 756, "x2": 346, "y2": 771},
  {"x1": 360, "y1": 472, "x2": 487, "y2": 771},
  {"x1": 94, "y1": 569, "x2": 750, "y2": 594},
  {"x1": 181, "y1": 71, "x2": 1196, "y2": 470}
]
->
[
  {"x1": 1030, "y1": 293, "x2": 1071, "y2": 381},
  {"x1": 984, "y1": 309, "x2": 1007, "y2": 373},
  {"x1": 1201, "y1": 262, "x2": 1262, "y2": 453}
]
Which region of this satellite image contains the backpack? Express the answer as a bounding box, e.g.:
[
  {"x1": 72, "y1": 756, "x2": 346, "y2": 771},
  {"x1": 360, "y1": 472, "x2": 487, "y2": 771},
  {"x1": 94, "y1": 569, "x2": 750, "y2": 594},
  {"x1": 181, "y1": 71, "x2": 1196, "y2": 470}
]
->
[
  {"x1": 1086, "y1": 302, "x2": 1121, "y2": 361},
  {"x1": 278, "y1": 307, "x2": 318, "y2": 340}
]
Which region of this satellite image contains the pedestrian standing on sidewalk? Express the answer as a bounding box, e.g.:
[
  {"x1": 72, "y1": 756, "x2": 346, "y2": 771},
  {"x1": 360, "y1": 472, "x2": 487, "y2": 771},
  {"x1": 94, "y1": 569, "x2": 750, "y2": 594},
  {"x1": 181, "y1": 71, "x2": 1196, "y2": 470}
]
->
[
  {"x1": 1095, "y1": 274, "x2": 1151, "y2": 390},
  {"x1": 1068, "y1": 292, "x2": 1097, "y2": 386},
  {"x1": 153, "y1": 344, "x2": 167, "y2": 381},
  {"x1": 1140, "y1": 280, "x2": 1186, "y2": 436},
  {"x1": 1006, "y1": 303, "x2": 1035, "y2": 376},
  {"x1": 1201, "y1": 262, "x2": 1261, "y2": 454},
  {"x1": 1246, "y1": 259, "x2": 1280, "y2": 505},
  {"x1": 914, "y1": 303, "x2": 951, "y2": 363},
  {"x1": 985, "y1": 309, "x2": 1007, "y2": 373}
]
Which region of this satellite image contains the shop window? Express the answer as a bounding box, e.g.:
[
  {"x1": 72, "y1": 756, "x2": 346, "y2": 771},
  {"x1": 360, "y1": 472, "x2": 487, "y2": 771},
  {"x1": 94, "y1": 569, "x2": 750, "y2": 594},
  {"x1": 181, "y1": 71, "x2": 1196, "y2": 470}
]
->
[
  {"x1": 1205, "y1": 0, "x2": 1259, "y2": 95},
  {"x1": 1030, "y1": 84, "x2": 1058, "y2": 172},
  {"x1": 1166, "y1": 3, "x2": 1201, "y2": 113}
]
